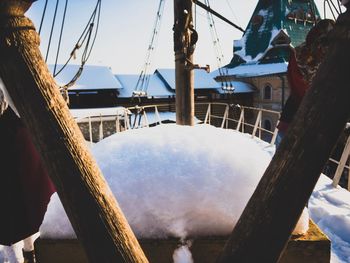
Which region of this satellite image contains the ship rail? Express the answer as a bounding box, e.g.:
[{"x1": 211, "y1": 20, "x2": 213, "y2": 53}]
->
[{"x1": 73, "y1": 102, "x2": 349, "y2": 191}]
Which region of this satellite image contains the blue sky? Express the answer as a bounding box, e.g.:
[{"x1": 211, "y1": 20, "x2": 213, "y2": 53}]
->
[{"x1": 26, "y1": 0, "x2": 329, "y2": 74}]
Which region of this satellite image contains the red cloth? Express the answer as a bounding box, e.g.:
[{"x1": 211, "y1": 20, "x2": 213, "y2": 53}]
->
[
  {"x1": 287, "y1": 50, "x2": 309, "y2": 100},
  {"x1": 0, "y1": 108, "x2": 55, "y2": 245},
  {"x1": 277, "y1": 51, "x2": 309, "y2": 133}
]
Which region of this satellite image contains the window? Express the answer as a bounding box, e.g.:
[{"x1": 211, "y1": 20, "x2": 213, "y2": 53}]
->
[
  {"x1": 252, "y1": 15, "x2": 264, "y2": 30},
  {"x1": 263, "y1": 84, "x2": 272, "y2": 100}
]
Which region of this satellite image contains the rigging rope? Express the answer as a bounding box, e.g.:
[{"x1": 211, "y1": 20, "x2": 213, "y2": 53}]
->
[
  {"x1": 204, "y1": 0, "x2": 233, "y2": 93},
  {"x1": 54, "y1": 0, "x2": 101, "y2": 78},
  {"x1": 133, "y1": 0, "x2": 166, "y2": 97},
  {"x1": 38, "y1": 0, "x2": 48, "y2": 35},
  {"x1": 37, "y1": 0, "x2": 102, "y2": 103},
  {"x1": 45, "y1": 0, "x2": 60, "y2": 62},
  {"x1": 323, "y1": 0, "x2": 342, "y2": 20},
  {"x1": 53, "y1": 0, "x2": 69, "y2": 76},
  {"x1": 52, "y1": 0, "x2": 101, "y2": 104}
]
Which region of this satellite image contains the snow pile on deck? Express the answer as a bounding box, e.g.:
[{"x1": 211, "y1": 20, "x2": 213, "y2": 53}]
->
[
  {"x1": 40, "y1": 124, "x2": 310, "y2": 240},
  {"x1": 309, "y1": 175, "x2": 350, "y2": 263}
]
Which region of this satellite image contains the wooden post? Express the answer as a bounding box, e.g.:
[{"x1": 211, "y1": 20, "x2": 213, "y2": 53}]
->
[
  {"x1": 218, "y1": 9, "x2": 350, "y2": 263},
  {"x1": 173, "y1": 0, "x2": 195, "y2": 126},
  {"x1": 0, "y1": 1, "x2": 148, "y2": 262}
]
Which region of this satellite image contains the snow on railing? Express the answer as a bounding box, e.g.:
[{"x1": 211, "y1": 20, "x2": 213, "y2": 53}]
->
[{"x1": 73, "y1": 104, "x2": 349, "y2": 191}]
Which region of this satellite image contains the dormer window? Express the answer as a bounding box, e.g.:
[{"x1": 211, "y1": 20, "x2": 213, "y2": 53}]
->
[{"x1": 252, "y1": 15, "x2": 264, "y2": 29}]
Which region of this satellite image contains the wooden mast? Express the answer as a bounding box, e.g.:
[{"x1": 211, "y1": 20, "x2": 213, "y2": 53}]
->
[
  {"x1": 173, "y1": 0, "x2": 196, "y2": 126},
  {"x1": 218, "y1": 8, "x2": 350, "y2": 263},
  {"x1": 0, "y1": 1, "x2": 148, "y2": 262}
]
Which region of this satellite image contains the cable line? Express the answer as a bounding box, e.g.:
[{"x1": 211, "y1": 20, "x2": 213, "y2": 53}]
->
[
  {"x1": 193, "y1": 0, "x2": 245, "y2": 33},
  {"x1": 54, "y1": 0, "x2": 102, "y2": 80},
  {"x1": 133, "y1": 0, "x2": 166, "y2": 97},
  {"x1": 49, "y1": 0, "x2": 102, "y2": 104},
  {"x1": 204, "y1": 0, "x2": 233, "y2": 93},
  {"x1": 38, "y1": 0, "x2": 49, "y2": 35},
  {"x1": 45, "y1": 0, "x2": 60, "y2": 62},
  {"x1": 53, "y1": 0, "x2": 69, "y2": 76},
  {"x1": 323, "y1": 0, "x2": 342, "y2": 20}
]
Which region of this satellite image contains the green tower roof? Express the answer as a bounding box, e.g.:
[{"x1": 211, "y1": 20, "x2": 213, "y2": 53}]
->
[{"x1": 230, "y1": 0, "x2": 320, "y2": 67}]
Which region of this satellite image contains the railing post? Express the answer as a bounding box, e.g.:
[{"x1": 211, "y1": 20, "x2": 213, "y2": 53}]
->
[
  {"x1": 155, "y1": 106, "x2": 162, "y2": 125},
  {"x1": 332, "y1": 135, "x2": 350, "y2": 188},
  {"x1": 221, "y1": 105, "x2": 229, "y2": 128},
  {"x1": 236, "y1": 107, "x2": 244, "y2": 132},
  {"x1": 252, "y1": 110, "x2": 262, "y2": 138},
  {"x1": 115, "y1": 115, "x2": 120, "y2": 133},
  {"x1": 88, "y1": 116, "x2": 93, "y2": 145},
  {"x1": 142, "y1": 109, "x2": 150, "y2": 128},
  {"x1": 204, "y1": 103, "x2": 211, "y2": 124},
  {"x1": 270, "y1": 126, "x2": 279, "y2": 146},
  {"x1": 98, "y1": 114, "x2": 103, "y2": 141},
  {"x1": 124, "y1": 110, "x2": 130, "y2": 130}
]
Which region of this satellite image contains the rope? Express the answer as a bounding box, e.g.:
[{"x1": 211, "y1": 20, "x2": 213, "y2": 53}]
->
[
  {"x1": 323, "y1": 0, "x2": 341, "y2": 20},
  {"x1": 204, "y1": 0, "x2": 232, "y2": 92},
  {"x1": 52, "y1": 0, "x2": 102, "y2": 105},
  {"x1": 133, "y1": 0, "x2": 166, "y2": 97},
  {"x1": 53, "y1": 0, "x2": 69, "y2": 76},
  {"x1": 45, "y1": 0, "x2": 60, "y2": 62},
  {"x1": 38, "y1": 0, "x2": 48, "y2": 35},
  {"x1": 54, "y1": 0, "x2": 102, "y2": 77}
]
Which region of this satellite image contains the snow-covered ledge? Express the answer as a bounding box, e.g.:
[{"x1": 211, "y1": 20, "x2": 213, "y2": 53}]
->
[{"x1": 36, "y1": 125, "x2": 330, "y2": 262}]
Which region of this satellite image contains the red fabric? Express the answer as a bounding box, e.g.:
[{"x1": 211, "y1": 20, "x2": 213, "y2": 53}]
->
[
  {"x1": 276, "y1": 121, "x2": 289, "y2": 133},
  {"x1": 287, "y1": 51, "x2": 309, "y2": 100},
  {"x1": 277, "y1": 52, "x2": 309, "y2": 132},
  {"x1": 0, "y1": 109, "x2": 55, "y2": 245}
]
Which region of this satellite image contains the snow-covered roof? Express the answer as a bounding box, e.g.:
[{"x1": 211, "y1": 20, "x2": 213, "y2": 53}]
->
[
  {"x1": 213, "y1": 62, "x2": 287, "y2": 78},
  {"x1": 156, "y1": 68, "x2": 221, "y2": 90},
  {"x1": 70, "y1": 107, "x2": 126, "y2": 121},
  {"x1": 216, "y1": 81, "x2": 256, "y2": 94},
  {"x1": 115, "y1": 74, "x2": 174, "y2": 98},
  {"x1": 50, "y1": 64, "x2": 123, "y2": 91},
  {"x1": 231, "y1": 1, "x2": 319, "y2": 63}
]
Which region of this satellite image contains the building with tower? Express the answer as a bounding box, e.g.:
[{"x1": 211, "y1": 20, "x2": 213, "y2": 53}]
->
[{"x1": 214, "y1": 0, "x2": 320, "y2": 132}]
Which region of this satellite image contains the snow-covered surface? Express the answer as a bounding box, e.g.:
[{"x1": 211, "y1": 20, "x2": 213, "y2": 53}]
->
[
  {"x1": 309, "y1": 174, "x2": 350, "y2": 263},
  {"x1": 213, "y1": 62, "x2": 288, "y2": 78},
  {"x1": 216, "y1": 81, "x2": 256, "y2": 94},
  {"x1": 49, "y1": 64, "x2": 123, "y2": 91},
  {"x1": 116, "y1": 74, "x2": 175, "y2": 98},
  {"x1": 40, "y1": 125, "x2": 308, "y2": 239},
  {"x1": 156, "y1": 69, "x2": 221, "y2": 90},
  {"x1": 40, "y1": 125, "x2": 273, "y2": 238},
  {"x1": 2, "y1": 125, "x2": 349, "y2": 262},
  {"x1": 69, "y1": 106, "x2": 127, "y2": 121}
]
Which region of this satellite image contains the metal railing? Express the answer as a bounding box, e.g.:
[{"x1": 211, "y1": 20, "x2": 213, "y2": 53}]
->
[
  {"x1": 329, "y1": 131, "x2": 350, "y2": 190},
  {"x1": 73, "y1": 103, "x2": 349, "y2": 191},
  {"x1": 201, "y1": 102, "x2": 280, "y2": 146}
]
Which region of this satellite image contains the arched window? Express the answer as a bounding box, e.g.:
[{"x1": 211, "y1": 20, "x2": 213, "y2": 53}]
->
[
  {"x1": 263, "y1": 84, "x2": 272, "y2": 100},
  {"x1": 264, "y1": 119, "x2": 272, "y2": 131}
]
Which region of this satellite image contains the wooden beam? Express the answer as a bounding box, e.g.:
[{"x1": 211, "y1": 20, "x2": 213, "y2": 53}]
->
[
  {"x1": 0, "y1": 1, "x2": 148, "y2": 262},
  {"x1": 173, "y1": 0, "x2": 195, "y2": 126},
  {"x1": 218, "y1": 9, "x2": 350, "y2": 263}
]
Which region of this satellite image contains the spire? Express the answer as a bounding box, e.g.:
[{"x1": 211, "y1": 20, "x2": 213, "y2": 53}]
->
[{"x1": 231, "y1": 0, "x2": 320, "y2": 65}]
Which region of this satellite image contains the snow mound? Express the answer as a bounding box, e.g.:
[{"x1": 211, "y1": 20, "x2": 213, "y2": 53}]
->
[
  {"x1": 309, "y1": 174, "x2": 350, "y2": 263},
  {"x1": 40, "y1": 124, "x2": 308, "y2": 240}
]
